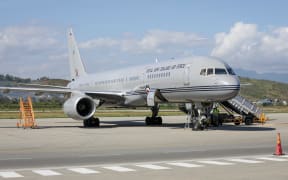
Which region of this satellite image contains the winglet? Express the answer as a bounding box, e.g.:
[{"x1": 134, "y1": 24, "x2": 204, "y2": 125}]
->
[{"x1": 67, "y1": 28, "x2": 87, "y2": 81}]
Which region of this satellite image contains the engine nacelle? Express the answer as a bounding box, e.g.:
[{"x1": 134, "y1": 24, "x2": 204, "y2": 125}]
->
[{"x1": 63, "y1": 95, "x2": 96, "y2": 120}]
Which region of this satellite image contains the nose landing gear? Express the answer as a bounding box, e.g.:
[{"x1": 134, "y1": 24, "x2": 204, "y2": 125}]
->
[{"x1": 145, "y1": 104, "x2": 163, "y2": 125}]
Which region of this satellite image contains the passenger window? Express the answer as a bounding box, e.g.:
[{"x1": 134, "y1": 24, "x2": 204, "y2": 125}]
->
[
  {"x1": 215, "y1": 68, "x2": 227, "y2": 75},
  {"x1": 200, "y1": 69, "x2": 206, "y2": 76},
  {"x1": 207, "y1": 68, "x2": 214, "y2": 75}
]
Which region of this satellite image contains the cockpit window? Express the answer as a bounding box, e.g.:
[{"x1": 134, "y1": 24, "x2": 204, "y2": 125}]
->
[
  {"x1": 215, "y1": 68, "x2": 227, "y2": 75},
  {"x1": 224, "y1": 64, "x2": 236, "y2": 75},
  {"x1": 200, "y1": 68, "x2": 206, "y2": 75},
  {"x1": 207, "y1": 68, "x2": 214, "y2": 75},
  {"x1": 227, "y1": 67, "x2": 236, "y2": 75}
]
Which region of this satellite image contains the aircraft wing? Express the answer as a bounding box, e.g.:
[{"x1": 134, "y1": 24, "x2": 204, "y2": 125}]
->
[
  {"x1": 85, "y1": 91, "x2": 125, "y2": 103},
  {"x1": 0, "y1": 86, "x2": 125, "y2": 103}
]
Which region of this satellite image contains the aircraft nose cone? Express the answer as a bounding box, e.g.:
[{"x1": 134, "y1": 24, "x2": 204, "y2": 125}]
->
[
  {"x1": 215, "y1": 76, "x2": 240, "y2": 101},
  {"x1": 226, "y1": 76, "x2": 240, "y2": 98}
]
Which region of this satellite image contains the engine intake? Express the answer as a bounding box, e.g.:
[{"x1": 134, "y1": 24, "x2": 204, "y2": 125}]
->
[{"x1": 63, "y1": 95, "x2": 96, "y2": 120}]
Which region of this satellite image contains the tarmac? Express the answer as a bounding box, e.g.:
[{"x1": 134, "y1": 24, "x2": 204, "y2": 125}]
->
[{"x1": 0, "y1": 113, "x2": 288, "y2": 179}]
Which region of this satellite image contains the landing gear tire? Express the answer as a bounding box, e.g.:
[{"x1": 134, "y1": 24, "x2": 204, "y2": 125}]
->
[
  {"x1": 156, "y1": 117, "x2": 162, "y2": 124},
  {"x1": 192, "y1": 120, "x2": 202, "y2": 131},
  {"x1": 234, "y1": 121, "x2": 241, "y2": 125},
  {"x1": 244, "y1": 117, "x2": 253, "y2": 125},
  {"x1": 83, "y1": 117, "x2": 100, "y2": 127},
  {"x1": 145, "y1": 117, "x2": 151, "y2": 125},
  {"x1": 145, "y1": 116, "x2": 162, "y2": 125}
]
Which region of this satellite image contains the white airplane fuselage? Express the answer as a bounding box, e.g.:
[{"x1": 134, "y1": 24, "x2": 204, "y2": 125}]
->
[{"x1": 68, "y1": 56, "x2": 240, "y2": 107}]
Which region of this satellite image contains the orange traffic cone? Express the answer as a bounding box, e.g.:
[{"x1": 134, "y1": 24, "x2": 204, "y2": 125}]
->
[{"x1": 274, "y1": 133, "x2": 285, "y2": 156}]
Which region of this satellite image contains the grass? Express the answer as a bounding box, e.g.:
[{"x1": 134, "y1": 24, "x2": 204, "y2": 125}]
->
[
  {"x1": 0, "y1": 106, "x2": 287, "y2": 119},
  {"x1": 0, "y1": 110, "x2": 185, "y2": 119}
]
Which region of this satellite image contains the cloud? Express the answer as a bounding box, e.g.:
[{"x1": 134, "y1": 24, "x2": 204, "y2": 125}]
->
[
  {"x1": 1, "y1": 23, "x2": 288, "y2": 80},
  {"x1": 0, "y1": 26, "x2": 58, "y2": 55},
  {"x1": 0, "y1": 25, "x2": 68, "y2": 78},
  {"x1": 79, "y1": 30, "x2": 208, "y2": 54},
  {"x1": 79, "y1": 38, "x2": 119, "y2": 48},
  {"x1": 211, "y1": 22, "x2": 288, "y2": 73}
]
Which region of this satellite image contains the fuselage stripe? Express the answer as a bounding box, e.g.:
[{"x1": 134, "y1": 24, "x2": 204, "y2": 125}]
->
[{"x1": 125, "y1": 85, "x2": 240, "y2": 96}]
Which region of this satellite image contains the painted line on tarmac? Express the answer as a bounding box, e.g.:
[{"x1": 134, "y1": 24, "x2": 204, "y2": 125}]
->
[
  {"x1": 102, "y1": 166, "x2": 136, "y2": 172},
  {"x1": 1, "y1": 155, "x2": 288, "y2": 178},
  {"x1": 226, "y1": 158, "x2": 263, "y2": 164},
  {"x1": 166, "y1": 162, "x2": 203, "y2": 168},
  {"x1": 0, "y1": 171, "x2": 23, "y2": 178},
  {"x1": 197, "y1": 160, "x2": 234, "y2": 165},
  {"x1": 257, "y1": 157, "x2": 288, "y2": 162},
  {"x1": 0, "y1": 154, "x2": 283, "y2": 172},
  {"x1": 68, "y1": 168, "x2": 100, "y2": 174},
  {"x1": 32, "y1": 169, "x2": 62, "y2": 176},
  {"x1": 135, "y1": 164, "x2": 170, "y2": 170}
]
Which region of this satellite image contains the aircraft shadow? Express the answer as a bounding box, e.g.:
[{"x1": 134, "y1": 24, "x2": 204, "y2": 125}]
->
[
  {"x1": 99, "y1": 120, "x2": 185, "y2": 129},
  {"x1": 209, "y1": 124, "x2": 275, "y2": 131},
  {"x1": 28, "y1": 120, "x2": 185, "y2": 129},
  {"x1": 0, "y1": 120, "x2": 276, "y2": 131}
]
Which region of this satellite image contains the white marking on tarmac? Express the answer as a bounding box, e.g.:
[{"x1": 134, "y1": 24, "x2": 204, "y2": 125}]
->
[
  {"x1": 257, "y1": 157, "x2": 288, "y2": 162},
  {"x1": 103, "y1": 166, "x2": 136, "y2": 172},
  {"x1": 68, "y1": 168, "x2": 100, "y2": 174},
  {"x1": 0, "y1": 171, "x2": 23, "y2": 178},
  {"x1": 197, "y1": 160, "x2": 234, "y2": 165},
  {"x1": 136, "y1": 164, "x2": 170, "y2": 170},
  {"x1": 227, "y1": 159, "x2": 263, "y2": 164},
  {"x1": 32, "y1": 169, "x2": 62, "y2": 176},
  {"x1": 167, "y1": 162, "x2": 204, "y2": 168}
]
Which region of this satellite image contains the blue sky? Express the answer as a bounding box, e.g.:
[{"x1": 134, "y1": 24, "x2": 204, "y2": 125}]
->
[{"x1": 0, "y1": 0, "x2": 288, "y2": 82}]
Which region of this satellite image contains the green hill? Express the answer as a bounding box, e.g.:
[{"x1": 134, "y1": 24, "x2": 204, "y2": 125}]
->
[
  {"x1": 239, "y1": 77, "x2": 288, "y2": 101},
  {"x1": 32, "y1": 77, "x2": 70, "y2": 87}
]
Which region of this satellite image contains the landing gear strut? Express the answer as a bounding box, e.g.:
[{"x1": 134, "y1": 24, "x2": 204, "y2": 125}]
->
[
  {"x1": 145, "y1": 104, "x2": 163, "y2": 125},
  {"x1": 83, "y1": 117, "x2": 100, "y2": 127}
]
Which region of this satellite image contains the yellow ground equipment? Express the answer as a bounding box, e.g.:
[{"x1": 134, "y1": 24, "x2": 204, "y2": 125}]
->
[
  {"x1": 220, "y1": 95, "x2": 267, "y2": 125},
  {"x1": 18, "y1": 96, "x2": 37, "y2": 128}
]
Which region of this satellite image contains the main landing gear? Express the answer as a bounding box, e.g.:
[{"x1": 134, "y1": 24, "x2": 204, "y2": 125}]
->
[
  {"x1": 83, "y1": 116, "x2": 100, "y2": 127},
  {"x1": 145, "y1": 104, "x2": 163, "y2": 125}
]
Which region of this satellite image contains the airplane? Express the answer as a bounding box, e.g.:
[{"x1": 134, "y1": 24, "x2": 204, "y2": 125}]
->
[{"x1": 0, "y1": 29, "x2": 240, "y2": 130}]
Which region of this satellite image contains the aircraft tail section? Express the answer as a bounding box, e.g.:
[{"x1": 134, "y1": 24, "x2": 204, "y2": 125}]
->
[{"x1": 67, "y1": 28, "x2": 87, "y2": 81}]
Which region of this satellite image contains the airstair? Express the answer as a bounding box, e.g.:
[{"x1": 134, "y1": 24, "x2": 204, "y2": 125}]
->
[
  {"x1": 18, "y1": 96, "x2": 37, "y2": 128},
  {"x1": 221, "y1": 95, "x2": 267, "y2": 124}
]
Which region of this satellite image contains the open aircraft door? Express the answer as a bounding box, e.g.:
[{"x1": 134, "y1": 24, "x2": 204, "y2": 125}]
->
[{"x1": 184, "y1": 65, "x2": 191, "y2": 86}]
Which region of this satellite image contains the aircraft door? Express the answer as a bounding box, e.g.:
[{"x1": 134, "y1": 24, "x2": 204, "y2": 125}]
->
[{"x1": 184, "y1": 65, "x2": 190, "y2": 86}]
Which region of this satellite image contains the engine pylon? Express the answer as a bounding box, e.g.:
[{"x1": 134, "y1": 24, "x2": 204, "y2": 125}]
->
[{"x1": 274, "y1": 133, "x2": 285, "y2": 156}]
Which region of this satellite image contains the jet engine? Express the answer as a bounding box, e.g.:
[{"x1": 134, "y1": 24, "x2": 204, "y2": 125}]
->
[{"x1": 63, "y1": 95, "x2": 96, "y2": 120}]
